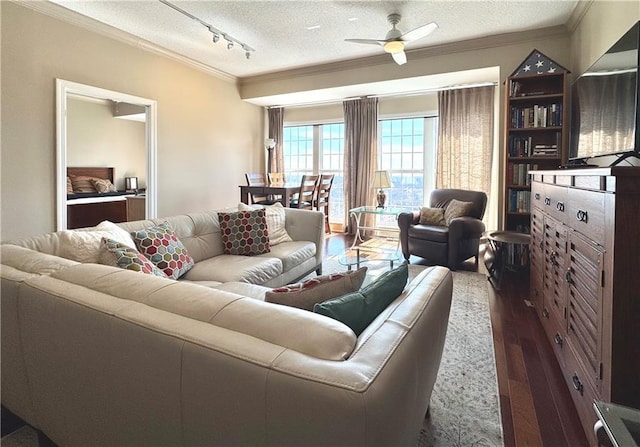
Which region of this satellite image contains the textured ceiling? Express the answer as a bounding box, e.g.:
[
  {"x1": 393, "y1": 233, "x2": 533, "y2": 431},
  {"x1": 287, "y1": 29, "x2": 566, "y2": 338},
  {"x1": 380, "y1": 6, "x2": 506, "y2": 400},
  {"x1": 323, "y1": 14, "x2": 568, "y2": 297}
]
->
[{"x1": 49, "y1": 0, "x2": 579, "y2": 78}]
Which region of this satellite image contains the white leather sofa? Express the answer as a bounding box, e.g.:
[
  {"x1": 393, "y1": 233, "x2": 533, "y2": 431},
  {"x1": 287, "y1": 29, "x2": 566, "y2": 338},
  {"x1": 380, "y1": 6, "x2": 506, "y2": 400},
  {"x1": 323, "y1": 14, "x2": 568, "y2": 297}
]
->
[{"x1": 1, "y1": 209, "x2": 454, "y2": 446}]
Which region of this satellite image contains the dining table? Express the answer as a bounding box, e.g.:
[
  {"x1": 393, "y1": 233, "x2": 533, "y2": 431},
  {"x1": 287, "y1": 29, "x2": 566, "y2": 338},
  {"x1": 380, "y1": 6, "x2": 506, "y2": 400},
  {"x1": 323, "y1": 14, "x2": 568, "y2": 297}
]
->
[{"x1": 239, "y1": 182, "x2": 300, "y2": 207}]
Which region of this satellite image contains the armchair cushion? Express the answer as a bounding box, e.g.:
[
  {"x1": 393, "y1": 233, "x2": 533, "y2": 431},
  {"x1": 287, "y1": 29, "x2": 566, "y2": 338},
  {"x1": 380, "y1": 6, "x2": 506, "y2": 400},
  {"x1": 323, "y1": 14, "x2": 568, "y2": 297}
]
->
[
  {"x1": 444, "y1": 199, "x2": 474, "y2": 225},
  {"x1": 409, "y1": 224, "x2": 449, "y2": 243},
  {"x1": 419, "y1": 207, "x2": 446, "y2": 226}
]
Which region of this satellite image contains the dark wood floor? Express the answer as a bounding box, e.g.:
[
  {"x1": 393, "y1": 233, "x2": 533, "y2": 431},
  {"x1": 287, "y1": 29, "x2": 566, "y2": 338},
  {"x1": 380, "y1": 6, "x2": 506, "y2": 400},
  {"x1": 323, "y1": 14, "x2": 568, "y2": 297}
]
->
[{"x1": 325, "y1": 233, "x2": 589, "y2": 447}]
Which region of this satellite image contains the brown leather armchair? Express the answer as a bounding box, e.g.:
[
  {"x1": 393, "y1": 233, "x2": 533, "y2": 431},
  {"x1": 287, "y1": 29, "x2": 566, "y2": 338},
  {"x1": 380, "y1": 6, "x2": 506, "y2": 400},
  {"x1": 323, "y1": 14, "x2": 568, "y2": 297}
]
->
[{"x1": 398, "y1": 189, "x2": 487, "y2": 270}]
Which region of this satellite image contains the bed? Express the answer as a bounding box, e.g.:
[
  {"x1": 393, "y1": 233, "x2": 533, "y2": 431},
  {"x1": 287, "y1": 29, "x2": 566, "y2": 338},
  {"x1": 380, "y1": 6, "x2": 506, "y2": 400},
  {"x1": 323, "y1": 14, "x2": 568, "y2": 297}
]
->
[{"x1": 66, "y1": 167, "x2": 138, "y2": 229}]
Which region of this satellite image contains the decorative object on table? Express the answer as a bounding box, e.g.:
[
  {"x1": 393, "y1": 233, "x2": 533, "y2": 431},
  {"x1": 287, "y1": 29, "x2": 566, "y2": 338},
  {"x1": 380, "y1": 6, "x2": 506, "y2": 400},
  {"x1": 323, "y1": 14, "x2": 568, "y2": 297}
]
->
[
  {"x1": 125, "y1": 176, "x2": 138, "y2": 193},
  {"x1": 264, "y1": 138, "x2": 276, "y2": 174},
  {"x1": 371, "y1": 170, "x2": 393, "y2": 208}
]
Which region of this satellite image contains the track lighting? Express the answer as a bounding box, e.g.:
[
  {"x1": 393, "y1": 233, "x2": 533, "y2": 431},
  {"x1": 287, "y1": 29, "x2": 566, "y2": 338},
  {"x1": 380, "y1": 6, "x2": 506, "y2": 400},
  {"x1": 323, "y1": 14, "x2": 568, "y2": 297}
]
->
[{"x1": 159, "y1": 0, "x2": 255, "y2": 59}]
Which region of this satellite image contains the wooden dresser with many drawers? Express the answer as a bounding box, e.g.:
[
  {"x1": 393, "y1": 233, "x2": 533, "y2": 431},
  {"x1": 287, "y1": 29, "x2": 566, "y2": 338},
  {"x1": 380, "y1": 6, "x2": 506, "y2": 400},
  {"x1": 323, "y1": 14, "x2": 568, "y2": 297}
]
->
[{"x1": 529, "y1": 167, "x2": 640, "y2": 444}]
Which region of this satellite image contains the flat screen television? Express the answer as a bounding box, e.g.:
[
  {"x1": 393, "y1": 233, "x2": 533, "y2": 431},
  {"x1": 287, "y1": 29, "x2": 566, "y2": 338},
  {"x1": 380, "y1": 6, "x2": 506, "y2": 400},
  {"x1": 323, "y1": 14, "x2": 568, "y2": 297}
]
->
[{"x1": 569, "y1": 22, "x2": 640, "y2": 166}]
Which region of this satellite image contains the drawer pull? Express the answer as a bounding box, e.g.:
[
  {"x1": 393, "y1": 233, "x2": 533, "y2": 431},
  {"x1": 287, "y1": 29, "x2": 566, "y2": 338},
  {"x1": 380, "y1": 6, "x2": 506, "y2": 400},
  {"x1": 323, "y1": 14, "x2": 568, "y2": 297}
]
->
[
  {"x1": 576, "y1": 209, "x2": 589, "y2": 223},
  {"x1": 554, "y1": 333, "x2": 564, "y2": 347},
  {"x1": 535, "y1": 193, "x2": 541, "y2": 200},
  {"x1": 572, "y1": 374, "x2": 584, "y2": 395},
  {"x1": 565, "y1": 268, "x2": 574, "y2": 285},
  {"x1": 544, "y1": 197, "x2": 551, "y2": 206},
  {"x1": 556, "y1": 201, "x2": 565, "y2": 212},
  {"x1": 542, "y1": 308, "x2": 550, "y2": 318}
]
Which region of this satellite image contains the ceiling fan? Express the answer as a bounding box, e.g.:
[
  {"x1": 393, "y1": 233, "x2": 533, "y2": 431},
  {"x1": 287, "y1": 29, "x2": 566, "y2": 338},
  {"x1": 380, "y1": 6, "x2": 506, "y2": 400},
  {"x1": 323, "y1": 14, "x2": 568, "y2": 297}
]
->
[{"x1": 345, "y1": 13, "x2": 438, "y2": 66}]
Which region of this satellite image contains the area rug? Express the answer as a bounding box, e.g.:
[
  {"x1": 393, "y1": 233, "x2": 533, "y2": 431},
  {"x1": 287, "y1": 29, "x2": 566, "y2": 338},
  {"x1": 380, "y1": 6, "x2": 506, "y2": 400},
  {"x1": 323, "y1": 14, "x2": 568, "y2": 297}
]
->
[{"x1": 1, "y1": 260, "x2": 503, "y2": 447}]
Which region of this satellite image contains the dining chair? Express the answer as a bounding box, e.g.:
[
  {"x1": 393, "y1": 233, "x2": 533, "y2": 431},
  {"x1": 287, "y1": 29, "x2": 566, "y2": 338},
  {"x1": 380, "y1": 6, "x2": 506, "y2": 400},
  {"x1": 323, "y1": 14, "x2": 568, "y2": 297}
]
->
[
  {"x1": 315, "y1": 174, "x2": 335, "y2": 233},
  {"x1": 289, "y1": 174, "x2": 319, "y2": 210},
  {"x1": 267, "y1": 172, "x2": 286, "y2": 185},
  {"x1": 267, "y1": 172, "x2": 287, "y2": 202},
  {"x1": 244, "y1": 172, "x2": 278, "y2": 205}
]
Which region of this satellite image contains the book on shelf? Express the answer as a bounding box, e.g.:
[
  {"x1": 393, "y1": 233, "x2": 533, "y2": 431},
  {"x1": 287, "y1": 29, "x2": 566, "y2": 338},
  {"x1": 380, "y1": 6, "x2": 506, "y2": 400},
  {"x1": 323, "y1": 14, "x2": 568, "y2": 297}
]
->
[
  {"x1": 509, "y1": 163, "x2": 539, "y2": 186},
  {"x1": 508, "y1": 189, "x2": 531, "y2": 213},
  {"x1": 509, "y1": 103, "x2": 563, "y2": 128}
]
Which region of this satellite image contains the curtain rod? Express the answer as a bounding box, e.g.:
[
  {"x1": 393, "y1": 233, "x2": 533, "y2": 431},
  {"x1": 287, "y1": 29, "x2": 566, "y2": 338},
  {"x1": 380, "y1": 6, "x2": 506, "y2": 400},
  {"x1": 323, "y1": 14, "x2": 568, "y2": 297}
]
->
[{"x1": 267, "y1": 81, "x2": 498, "y2": 109}]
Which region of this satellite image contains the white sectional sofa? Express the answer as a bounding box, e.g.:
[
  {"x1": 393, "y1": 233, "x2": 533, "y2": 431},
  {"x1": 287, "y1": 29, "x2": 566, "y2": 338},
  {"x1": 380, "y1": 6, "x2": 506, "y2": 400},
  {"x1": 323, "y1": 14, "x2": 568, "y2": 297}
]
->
[{"x1": 1, "y1": 207, "x2": 454, "y2": 446}]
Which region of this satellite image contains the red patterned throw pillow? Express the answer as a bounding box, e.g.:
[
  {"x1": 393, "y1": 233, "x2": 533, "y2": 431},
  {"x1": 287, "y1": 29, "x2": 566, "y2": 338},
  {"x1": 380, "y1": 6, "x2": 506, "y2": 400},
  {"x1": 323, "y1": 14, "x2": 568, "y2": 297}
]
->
[
  {"x1": 265, "y1": 267, "x2": 368, "y2": 311},
  {"x1": 131, "y1": 221, "x2": 194, "y2": 280},
  {"x1": 218, "y1": 209, "x2": 270, "y2": 256},
  {"x1": 101, "y1": 238, "x2": 167, "y2": 277}
]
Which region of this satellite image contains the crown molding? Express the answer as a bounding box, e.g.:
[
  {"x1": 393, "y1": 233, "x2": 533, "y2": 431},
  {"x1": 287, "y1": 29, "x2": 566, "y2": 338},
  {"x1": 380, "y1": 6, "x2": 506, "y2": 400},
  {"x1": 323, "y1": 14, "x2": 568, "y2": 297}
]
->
[
  {"x1": 13, "y1": 0, "x2": 238, "y2": 83},
  {"x1": 565, "y1": 0, "x2": 593, "y2": 33},
  {"x1": 240, "y1": 25, "x2": 570, "y2": 88}
]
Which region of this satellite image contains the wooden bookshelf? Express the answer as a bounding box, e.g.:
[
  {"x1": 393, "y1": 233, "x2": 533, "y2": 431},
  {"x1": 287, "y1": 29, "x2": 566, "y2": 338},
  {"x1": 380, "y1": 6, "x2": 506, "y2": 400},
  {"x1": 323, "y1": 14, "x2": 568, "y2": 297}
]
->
[{"x1": 503, "y1": 71, "x2": 568, "y2": 234}]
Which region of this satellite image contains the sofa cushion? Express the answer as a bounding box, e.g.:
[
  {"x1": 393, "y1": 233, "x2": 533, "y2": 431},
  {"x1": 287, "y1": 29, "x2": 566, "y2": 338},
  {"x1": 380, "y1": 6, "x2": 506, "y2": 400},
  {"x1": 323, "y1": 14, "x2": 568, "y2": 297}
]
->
[
  {"x1": 238, "y1": 202, "x2": 293, "y2": 246},
  {"x1": 131, "y1": 221, "x2": 195, "y2": 280},
  {"x1": 265, "y1": 267, "x2": 367, "y2": 311},
  {"x1": 408, "y1": 224, "x2": 449, "y2": 243},
  {"x1": 101, "y1": 238, "x2": 167, "y2": 277},
  {"x1": 444, "y1": 199, "x2": 474, "y2": 225},
  {"x1": 181, "y1": 255, "x2": 282, "y2": 284},
  {"x1": 212, "y1": 282, "x2": 271, "y2": 301},
  {"x1": 313, "y1": 262, "x2": 408, "y2": 335},
  {"x1": 419, "y1": 207, "x2": 446, "y2": 226},
  {"x1": 60, "y1": 220, "x2": 136, "y2": 264},
  {"x1": 257, "y1": 240, "x2": 315, "y2": 273},
  {"x1": 218, "y1": 209, "x2": 270, "y2": 256}
]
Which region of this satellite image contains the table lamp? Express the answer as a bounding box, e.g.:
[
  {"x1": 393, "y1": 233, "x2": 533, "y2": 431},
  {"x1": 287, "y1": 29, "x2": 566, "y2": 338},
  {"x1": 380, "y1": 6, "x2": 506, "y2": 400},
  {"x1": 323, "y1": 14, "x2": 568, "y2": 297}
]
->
[{"x1": 371, "y1": 170, "x2": 393, "y2": 208}]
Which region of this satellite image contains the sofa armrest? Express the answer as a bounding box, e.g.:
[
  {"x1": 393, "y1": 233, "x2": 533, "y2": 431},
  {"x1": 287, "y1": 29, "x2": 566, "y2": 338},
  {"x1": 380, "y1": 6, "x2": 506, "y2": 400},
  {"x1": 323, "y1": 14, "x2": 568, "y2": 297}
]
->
[{"x1": 283, "y1": 208, "x2": 324, "y2": 265}]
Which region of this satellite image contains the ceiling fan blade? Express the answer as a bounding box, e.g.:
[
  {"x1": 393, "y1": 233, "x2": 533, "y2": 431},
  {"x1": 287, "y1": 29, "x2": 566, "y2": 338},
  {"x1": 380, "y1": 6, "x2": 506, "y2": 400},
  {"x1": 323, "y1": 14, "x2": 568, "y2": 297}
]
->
[
  {"x1": 345, "y1": 38, "x2": 385, "y2": 46},
  {"x1": 391, "y1": 51, "x2": 407, "y2": 65},
  {"x1": 400, "y1": 22, "x2": 438, "y2": 42}
]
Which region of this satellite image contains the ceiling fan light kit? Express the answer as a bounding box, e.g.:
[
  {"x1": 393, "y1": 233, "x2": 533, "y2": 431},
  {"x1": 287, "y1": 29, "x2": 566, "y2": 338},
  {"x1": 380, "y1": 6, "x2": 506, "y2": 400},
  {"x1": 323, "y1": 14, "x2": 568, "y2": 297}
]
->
[{"x1": 345, "y1": 13, "x2": 438, "y2": 66}]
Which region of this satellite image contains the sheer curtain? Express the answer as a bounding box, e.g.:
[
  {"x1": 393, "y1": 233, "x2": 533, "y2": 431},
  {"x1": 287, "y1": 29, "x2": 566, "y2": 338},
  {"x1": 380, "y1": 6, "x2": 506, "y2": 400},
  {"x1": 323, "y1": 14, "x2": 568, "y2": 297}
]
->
[
  {"x1": 343, "y1": 97, "x2": 378, "y2": 232},
  {"x1": 437, "y1": 85, "x2": 495, "y2": 218},
  {"x1": 268, "y1": 107, "x2": 284, "y2": 173}
]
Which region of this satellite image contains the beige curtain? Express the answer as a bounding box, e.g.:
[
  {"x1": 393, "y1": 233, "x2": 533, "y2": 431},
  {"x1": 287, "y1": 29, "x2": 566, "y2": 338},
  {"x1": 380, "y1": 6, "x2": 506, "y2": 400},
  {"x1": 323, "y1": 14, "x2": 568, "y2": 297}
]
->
[
  {"x1": 343, "y1": 97, "x2": 378, "y2": 233},
  {"x1": 437, "y1": 86, "x2": 494, "y2": 197},
  {"x1": 268, "y1": 107, "x2": 284, "y2": 173}
]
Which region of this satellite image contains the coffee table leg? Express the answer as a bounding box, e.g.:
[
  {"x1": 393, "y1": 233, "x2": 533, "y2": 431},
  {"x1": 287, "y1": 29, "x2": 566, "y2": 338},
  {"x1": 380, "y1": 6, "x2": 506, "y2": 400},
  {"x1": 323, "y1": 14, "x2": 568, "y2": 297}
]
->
[{"x1": 356, "y1": 247, "x2": 360, "y2": 269}]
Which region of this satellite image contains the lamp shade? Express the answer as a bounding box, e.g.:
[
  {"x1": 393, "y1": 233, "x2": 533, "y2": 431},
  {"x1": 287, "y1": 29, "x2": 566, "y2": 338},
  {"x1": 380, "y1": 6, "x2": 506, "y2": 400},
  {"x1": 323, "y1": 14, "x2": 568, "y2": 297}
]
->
[
  {"x1": 370, "y1": 171, "x2": 394, "y2": 189},
  {"x1": 265, "y1": 138, "x2": 276, "y2": 150}
]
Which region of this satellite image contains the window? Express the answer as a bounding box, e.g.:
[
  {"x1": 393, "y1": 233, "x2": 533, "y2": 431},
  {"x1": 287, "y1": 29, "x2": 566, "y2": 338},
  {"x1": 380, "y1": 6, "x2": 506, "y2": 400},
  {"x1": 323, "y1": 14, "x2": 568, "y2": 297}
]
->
[
  {"x1": 283, "y1": 125, "x2": 314, "y2": 185},
  {"x1": 284, "y1": 116, "x2": 437, "y2": 228},
  {"x1": 378, "y1": 117, "x2": 438, "y2": 226},
  {"x1": 283, "y1": 124, "x2": 345, "y2": 227}
]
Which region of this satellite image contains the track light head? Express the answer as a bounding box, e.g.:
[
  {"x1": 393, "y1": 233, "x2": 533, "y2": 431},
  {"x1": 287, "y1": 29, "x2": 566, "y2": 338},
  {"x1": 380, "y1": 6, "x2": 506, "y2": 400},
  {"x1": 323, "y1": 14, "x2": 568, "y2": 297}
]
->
[
  {"x1": 227, "y1": 41, "x2": 234, "y2": 50},
  {"x1": 245, "y1": 51, "x2": 250, "y2": 59},
  {"x1": 212, "y1": 33, "x2": 220, "y2": 43}
]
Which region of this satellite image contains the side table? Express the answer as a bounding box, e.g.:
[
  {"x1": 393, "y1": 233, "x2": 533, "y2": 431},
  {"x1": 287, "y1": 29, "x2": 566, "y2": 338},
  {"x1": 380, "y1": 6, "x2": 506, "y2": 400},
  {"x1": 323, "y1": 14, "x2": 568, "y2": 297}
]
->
[{"x1": 484, "y1": 230, "x2": 531, "y2": 290}]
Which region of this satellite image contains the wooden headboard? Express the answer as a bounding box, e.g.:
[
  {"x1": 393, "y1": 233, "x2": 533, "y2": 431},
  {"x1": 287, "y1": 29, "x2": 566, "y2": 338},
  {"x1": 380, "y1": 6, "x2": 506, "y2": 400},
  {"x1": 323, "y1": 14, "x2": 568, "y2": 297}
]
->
[{"x1": 67, "y1": 167, "x2": 114, "y2": 182}]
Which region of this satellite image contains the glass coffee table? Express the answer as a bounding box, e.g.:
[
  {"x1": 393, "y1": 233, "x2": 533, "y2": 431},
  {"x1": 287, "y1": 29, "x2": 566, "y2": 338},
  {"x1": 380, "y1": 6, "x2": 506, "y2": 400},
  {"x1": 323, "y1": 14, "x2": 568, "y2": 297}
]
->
[{"x1": 338, "y1": 238, "x2": 401, "y2": 271}]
